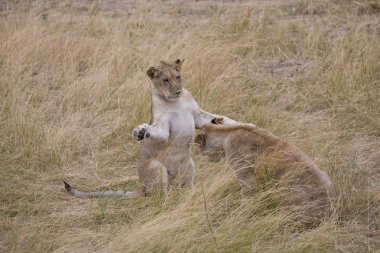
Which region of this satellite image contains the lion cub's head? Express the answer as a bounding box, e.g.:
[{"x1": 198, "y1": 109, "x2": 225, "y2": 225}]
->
[
  {"x1": 146, "y1": 59, "x2": 185, "y2": 101},
  {"x1": 195, "y1": 118, "x2": 226, "y2": 162}
]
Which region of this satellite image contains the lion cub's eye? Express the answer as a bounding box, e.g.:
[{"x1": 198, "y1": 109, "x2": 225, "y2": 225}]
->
[
  {"x1": 176, "y1": 75, "x2": 181, "y2": 80},
  {"x1": 163, "y1": 78, "x2": 169, "y2": 83}
]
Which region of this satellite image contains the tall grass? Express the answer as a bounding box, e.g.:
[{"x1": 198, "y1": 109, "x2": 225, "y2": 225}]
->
[{"x1": 0, "y1": 0, "x2": 379, "y2": 252}]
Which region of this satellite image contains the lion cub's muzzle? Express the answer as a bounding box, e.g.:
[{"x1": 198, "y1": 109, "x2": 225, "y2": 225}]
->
[{"x1": 169, "y1": 90, "x2": 182, "y2": 99}]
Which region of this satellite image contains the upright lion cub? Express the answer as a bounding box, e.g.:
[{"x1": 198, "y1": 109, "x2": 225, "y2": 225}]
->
[
  {"x1": 131, "y1": 60, "x2": 239, "y2": 195},
  {"x1": 195, "y1": 122, "x2": 335, "y2": 221},
  {"x1": 65, "y1": 60, "x2": 241, "y2": 198}
]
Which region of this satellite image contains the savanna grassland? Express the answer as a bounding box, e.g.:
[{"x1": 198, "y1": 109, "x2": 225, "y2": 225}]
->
[{"x1": 0, "y1": 0, "x2": 379, "y2": 252}]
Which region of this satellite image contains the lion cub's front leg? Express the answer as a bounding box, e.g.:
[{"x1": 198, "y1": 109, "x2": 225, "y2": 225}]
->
[
  {"x1": 132, "y1": 123, "x2": 169, "y2": 142},
  {"x1": 132, "y1": 124, "x2": 151, "y2": 141}
]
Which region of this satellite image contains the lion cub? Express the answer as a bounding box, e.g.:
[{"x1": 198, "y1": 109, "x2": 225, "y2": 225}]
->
[
  {"x1": 65, "y1": 60, "x2": 240, "y2": 198},
  {"x1": 195, "y1": 120, "x2": 335, "y2": 221}
]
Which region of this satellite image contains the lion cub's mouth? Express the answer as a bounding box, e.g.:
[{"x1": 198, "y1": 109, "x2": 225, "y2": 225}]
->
[{"x1": 168, "y1": 91, "x2": 182, "y2": 99}]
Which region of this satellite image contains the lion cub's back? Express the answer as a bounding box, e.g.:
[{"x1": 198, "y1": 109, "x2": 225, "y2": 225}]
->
[{"x1": 229, "y1": 127, "x2": 335, "y2": 220}]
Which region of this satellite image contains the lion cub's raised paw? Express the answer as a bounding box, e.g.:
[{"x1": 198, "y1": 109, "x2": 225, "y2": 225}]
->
[
  {"x1": 132, "y1": 124, "x2": 151, "y2": 141},
  {"x1": 211, "y1": 117, "x2": 224, "y2": 124}
]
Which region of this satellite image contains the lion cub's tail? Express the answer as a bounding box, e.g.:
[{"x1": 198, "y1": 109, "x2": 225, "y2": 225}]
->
[{"x1": 63, "y1": 181, "x2": 142, "y2": 199}]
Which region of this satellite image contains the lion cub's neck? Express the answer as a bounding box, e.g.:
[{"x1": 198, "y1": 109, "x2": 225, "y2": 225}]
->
[{"x1": 150, "y1": 87, "x2": 191, "y2": 117}]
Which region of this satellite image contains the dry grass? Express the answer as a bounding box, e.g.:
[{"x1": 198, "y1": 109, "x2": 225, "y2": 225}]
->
[{"x1": 1, "y1": 0, "x2": 379, "y2": 252}]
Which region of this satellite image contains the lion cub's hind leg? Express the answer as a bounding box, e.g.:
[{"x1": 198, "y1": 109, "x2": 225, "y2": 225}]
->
[
  {"x1": 140, "y1": 160, "x2": 169, "y2": 197},
  {"x1": 183, "y1": 159, "x2": 195, "y2": 189},
  {"x1": 236, "y1": 167, "x2": 258, "y2": 200}
]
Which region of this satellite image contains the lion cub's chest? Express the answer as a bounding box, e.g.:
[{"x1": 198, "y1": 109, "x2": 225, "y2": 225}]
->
[
  {"x1": 169, "y1": 111, "x2": 195, "y2": 141},
  {"x1": 152, "y1": 91, "x2": 198, "y2": 143}
]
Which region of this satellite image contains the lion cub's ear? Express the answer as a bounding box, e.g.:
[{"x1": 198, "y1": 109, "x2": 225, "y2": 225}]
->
[
  {"x1": 211, "y1": 117, "x2": 224, "y2": 124},
  {"x1": 173, "y1": 59, "x2": 185, "y2": 71},
  {"x1": 147, "y1": 67, "x2": 162, "y2": 79},
  {"x1": 194, "y1": 133, "x2": 206, "y2": 146}
]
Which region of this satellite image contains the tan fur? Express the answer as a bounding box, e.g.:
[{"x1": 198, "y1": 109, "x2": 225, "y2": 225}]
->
[{"x1": 195, "y1": 123, "x2": 335, "y2": 222}]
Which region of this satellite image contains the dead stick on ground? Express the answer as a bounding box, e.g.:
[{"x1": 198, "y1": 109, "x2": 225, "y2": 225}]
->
[{"x1": 202, "y1": 184, "x2": 219, "y2": 252}]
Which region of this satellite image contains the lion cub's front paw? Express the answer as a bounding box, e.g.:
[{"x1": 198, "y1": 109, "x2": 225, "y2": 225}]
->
[
  {"x1": 132, "y1": 124, "x2": 151, "y2": 141},
  {"x1": 211, "y1": 117, "x2": 224, "y2": 125}
]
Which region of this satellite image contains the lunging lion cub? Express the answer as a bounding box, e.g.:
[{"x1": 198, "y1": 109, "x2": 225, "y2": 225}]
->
[
  {"x1": 195, "y1": 120, "x2": 335, "y2": 221},
  {"x1": 65, "y1": 59, "x2": 240, "y2": 198}
]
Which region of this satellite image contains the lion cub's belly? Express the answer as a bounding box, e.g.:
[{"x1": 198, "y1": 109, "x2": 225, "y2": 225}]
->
[
  {"x1": 159, "y1": 112, "x2": 195, "y2": 169},
  {"x1": 139, "y1": 111, "x2": 195, "y2": 177}
]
